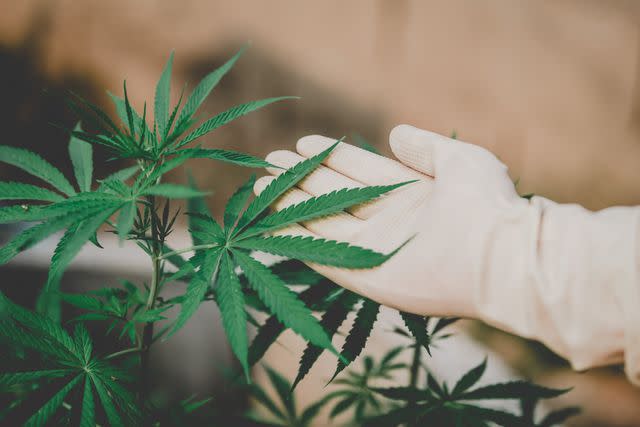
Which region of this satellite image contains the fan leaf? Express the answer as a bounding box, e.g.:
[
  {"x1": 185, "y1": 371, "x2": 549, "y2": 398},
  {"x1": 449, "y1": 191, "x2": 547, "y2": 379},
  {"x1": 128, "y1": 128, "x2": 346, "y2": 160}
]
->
[
  {"x1": 0, "y1": 370, "x2": 71, "y2": 388},
  {"x1": 0, "y1": 205, "x2": 45, "y2": 224},
  {"x1": 244, "y1": 182, "x2": 410, "y2": 238},
  {"x1": 0, "y1": 319, "x2": 76, "y2": 362},
  {"x1": 91, "y1": 374, "x2": 125, "y2": 427},
  {"x1": 0, "y1": 182, "x2": 64, "y2": 202},
  {"x1": 170, "y1": 148, "x2": 274, "y2": 168},
  {"x1": 176, "y1": 46, "x2": 246, "y2": 128},
  {"x1": 43, "y1": 203, "x2": 121, "y2": 316},
  {"x1": 224, "y1": 175, "x2": 255, "y2": 231},
  {"x1": 0, "y1": 145, "x2": 75, "y2": 196},
  {"x1": 370, "y1": 386, "x2": 426, "y2": 401},
  {"x1": 0, "y1": 193, "x2": 121, "y2": 225},
  {"x1": 0, "y1": 202, "x2": 116, "y2": 266},
  {"x1": 331, "y1": 298, "x2": 380, "y2": 381},
  {"x1": 187, "y1": 212, "x2": 224, "y2": 244},
  {"x1": 363, "y1": 404, "x2": 429, "y2": 427},
  {"x1": 68, "y1": 124, "x2": 94, "y2": 192},
  {"x1": 248, "y1": 315, "x2": 283, "y2": 367},
  {"x1": 292, "y1": 291, "x2": 357, "y2": 390},
  {"x1": 451, "y1": 357, "x2": 487, "y2": 397},
  {"x1": 330, "y1": 395, "x2": 358, "y2": 419},
  {"x1": 400, "y1": 312, "x2": 431, "y2": 354},
  {"x1": 459, "y1": 381, "x2": 571, "y2": 401},
  {"x1": 235, "y1": 235, "x2": 395, "y2": 268},
  {"x1": 107, "y1": 92, "x2": 150, "y2": 139},
  {"x1": 249, "y1": 381, "x2": 287, "y2": 422},
  {"x1": 175, "y1": 97, "x2": 296, "y2": 149},
  {"x1": 264, "y1": 366, "x2": 296, "y2": 418},
  {"x1": 134, "y1": 153, "x2": 192, "y2": 191},
  {"x1": 79, "y1": 376, "x2": 96, "y2": 427},
  {"x1": 186, "y1": 173, "x2": 212, "y2": 216},
  {"x1": 1, "y1": 292, "x2": 78, "y2": 357},
  {"x1": 155, "y1": 51, "x2": 174, "y2": 140},
  {"x1": 235, "y1": 139, "x2": 341, "y2": 231},
  {"x1": 116, "y1": 200, "x2": 137, "y2": 241},
  {"x1": 217, "y1": 251, "x2": 249, "y2": 379},
  {"x1": 98, "y1": 165, "x2": 139, "y2": 190},
  {"x1": 248, "y1": 282, "x2": 335, "y2": 366},
  {"x1": 24, "y1": 375, "x2": 82, "y2": 427},
  {"x1": 538, "y1": 406, "x2": 581, "y2": 427},
  {"x1": 46, "y1": 206, "x2": 120, "y2": 288},
  {"x1": 456, "y1": 404, "x2": 525, "y2": 426},
  {"x1": 232, "y1": 250, "x2": 335, "y2": 354},
  {"x1": 169, "y1": 247, "x2": 223, "y2": 337},
  {"x1": 74, "y1": 324, "x2": 93, "y2": 364},
  {"x1": 141, "y1": 183, "x2": 208, "y2": 199}
]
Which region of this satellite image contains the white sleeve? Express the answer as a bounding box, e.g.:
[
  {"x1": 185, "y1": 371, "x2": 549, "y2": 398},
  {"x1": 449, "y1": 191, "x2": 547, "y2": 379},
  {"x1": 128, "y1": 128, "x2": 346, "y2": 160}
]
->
[{"x1": 479, "y1": 196, "x2": 640, "y2": 384}]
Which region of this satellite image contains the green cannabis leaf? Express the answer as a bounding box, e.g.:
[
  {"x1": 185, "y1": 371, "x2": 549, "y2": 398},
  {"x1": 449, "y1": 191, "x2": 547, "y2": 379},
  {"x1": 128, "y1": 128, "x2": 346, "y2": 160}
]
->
[
  {"x1": 166, "y1": 141, "x2": 409, "y2": 380},
  {"x1": 174, "y1": 97, "x2": 297, "y2": 150},
  {"x1": 243, "y1": 365, "x2": 334, "y2": 427},
  {"x1": 243, "y1": 183, "x2": 408, "y2": 238},
  {"x1": 70, "y1": 47, "x2": 293, "y2": 163},
  {"x1": 365, "y1": 358, "x2": 571, "y2": 427},
  {"x1": 0, "y1": 293, "x2": 140, "y2": 426},
  {"x1": 291, "y1": 291, "x2": 359, "y2": 390},
  {"x1": 247, "y1": 279, "x2": 334, "y2": 366},
  {"x1": 0, "y1": 47, "x2": 297, "y2": 322},
  {"x1": 0, "y1": 145, "x2": 76, "y2": 196},
  {"x1": 331, "y1": 298, "x2": 381, "y2": 382},
  {"x1": 400, "y1": 312, "x2": 432, "y2": 355},
  {"x1": 68, "y1": 123, "x2": 94, "y2": 192},
  {"x1": 0, "y1": 136, "x2": 129, "y2": 319},
  {"x1": 322, "y1": 349, "x2": 409, "y2": 423},
  {"x1": 155, "y1": 51, "x2": 174, "y2": 140}
]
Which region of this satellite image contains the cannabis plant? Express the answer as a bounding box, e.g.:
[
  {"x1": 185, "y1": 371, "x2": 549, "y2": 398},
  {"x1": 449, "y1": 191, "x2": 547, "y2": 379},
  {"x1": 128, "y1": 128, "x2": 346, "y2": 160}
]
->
[
  {"x1": 232, "y1": 320, "x2": 578, "y2": 426},
  {"x1": 1, "y1": 47, "x2": 575, "y2": 426}
]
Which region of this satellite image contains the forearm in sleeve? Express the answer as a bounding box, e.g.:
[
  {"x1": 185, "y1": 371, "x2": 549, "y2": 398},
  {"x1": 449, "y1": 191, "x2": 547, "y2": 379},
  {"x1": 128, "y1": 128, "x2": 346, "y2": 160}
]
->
[{"x1": 475, "y1": 196, "x2": 640, "y2": 384}]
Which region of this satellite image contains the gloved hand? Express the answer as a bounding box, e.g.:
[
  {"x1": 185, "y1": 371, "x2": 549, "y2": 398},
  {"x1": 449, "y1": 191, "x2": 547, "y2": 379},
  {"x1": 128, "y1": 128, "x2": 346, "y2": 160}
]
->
[{"x1": 255, "y1": 124, "x2": 640, "y2": 384}]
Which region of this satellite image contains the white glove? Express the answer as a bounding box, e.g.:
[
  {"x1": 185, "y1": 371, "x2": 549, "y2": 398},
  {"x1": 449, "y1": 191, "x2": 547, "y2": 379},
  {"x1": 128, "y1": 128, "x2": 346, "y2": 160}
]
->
[{"x1": 255, "y1": 124, "x2": 640, "y2": 385}]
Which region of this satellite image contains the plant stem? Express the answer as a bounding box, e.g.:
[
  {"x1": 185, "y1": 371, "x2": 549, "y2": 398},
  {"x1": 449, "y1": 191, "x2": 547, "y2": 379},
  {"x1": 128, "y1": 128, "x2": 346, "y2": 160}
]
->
[
  {"x1": 139, "y1": 192, "x2": 163, "y2": 405},
  {"x1": 140, "y1": 255, "x2": 161, "y2": 398},
  {"x1": 408, "y1": 343, "x2": 422, "y2": 404},
  {"x1": 105, "y1": 346, "x2": 141, "y2": 360}
]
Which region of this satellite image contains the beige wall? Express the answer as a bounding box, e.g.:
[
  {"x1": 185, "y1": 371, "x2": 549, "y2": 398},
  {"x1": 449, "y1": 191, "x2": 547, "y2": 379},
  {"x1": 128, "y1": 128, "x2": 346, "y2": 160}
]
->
[{"x1": 3, "y1": 1, "x2": 640, "y2": 210}]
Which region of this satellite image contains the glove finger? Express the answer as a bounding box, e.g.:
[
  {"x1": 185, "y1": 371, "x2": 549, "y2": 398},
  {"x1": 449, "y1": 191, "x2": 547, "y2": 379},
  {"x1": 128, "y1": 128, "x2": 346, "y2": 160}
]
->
[
  {"x1": 390, "y1": 125, "x2": 514, "y2": 192},
  {"x1": 296, "y1": 135, "x2": 426, "y2": 185},
  {"x1": 253, "y1": 175, "x2": 364, "y2": 241},
  {"x1": 388, "y1": 124, "x2": 449, "y2": 176},
  {"x1": 265, "y1": 150, "x2": 407, "y2": 219}
]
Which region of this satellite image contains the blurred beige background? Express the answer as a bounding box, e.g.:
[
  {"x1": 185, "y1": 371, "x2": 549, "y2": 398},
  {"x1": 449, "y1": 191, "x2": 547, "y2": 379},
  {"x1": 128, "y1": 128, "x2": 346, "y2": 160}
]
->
[
  {"x1": 4, "y1": 0, "x2": 640, "y2": 209},
  {"x1": 2, "y1": 1, "x2": 640, "y2": 425}
]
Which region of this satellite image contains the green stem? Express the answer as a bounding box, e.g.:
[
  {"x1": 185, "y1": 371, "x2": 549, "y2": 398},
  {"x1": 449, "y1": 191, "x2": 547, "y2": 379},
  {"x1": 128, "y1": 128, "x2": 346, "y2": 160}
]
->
[
  {"x1": 139, "y1": 181, "x2": 164, "y2": 408},
  {"x1": 105, "y1": 347, "x2": 141, "y2": 360},
  {"x1": 408, "y1": 343, "x2": 421, "y2": 405},
  {"x1": 146, "y1": 255, "x2": 162, "y2": 310},
  {"x1": 140, "y1": 251, "x2": 161, "y2": 400}
]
